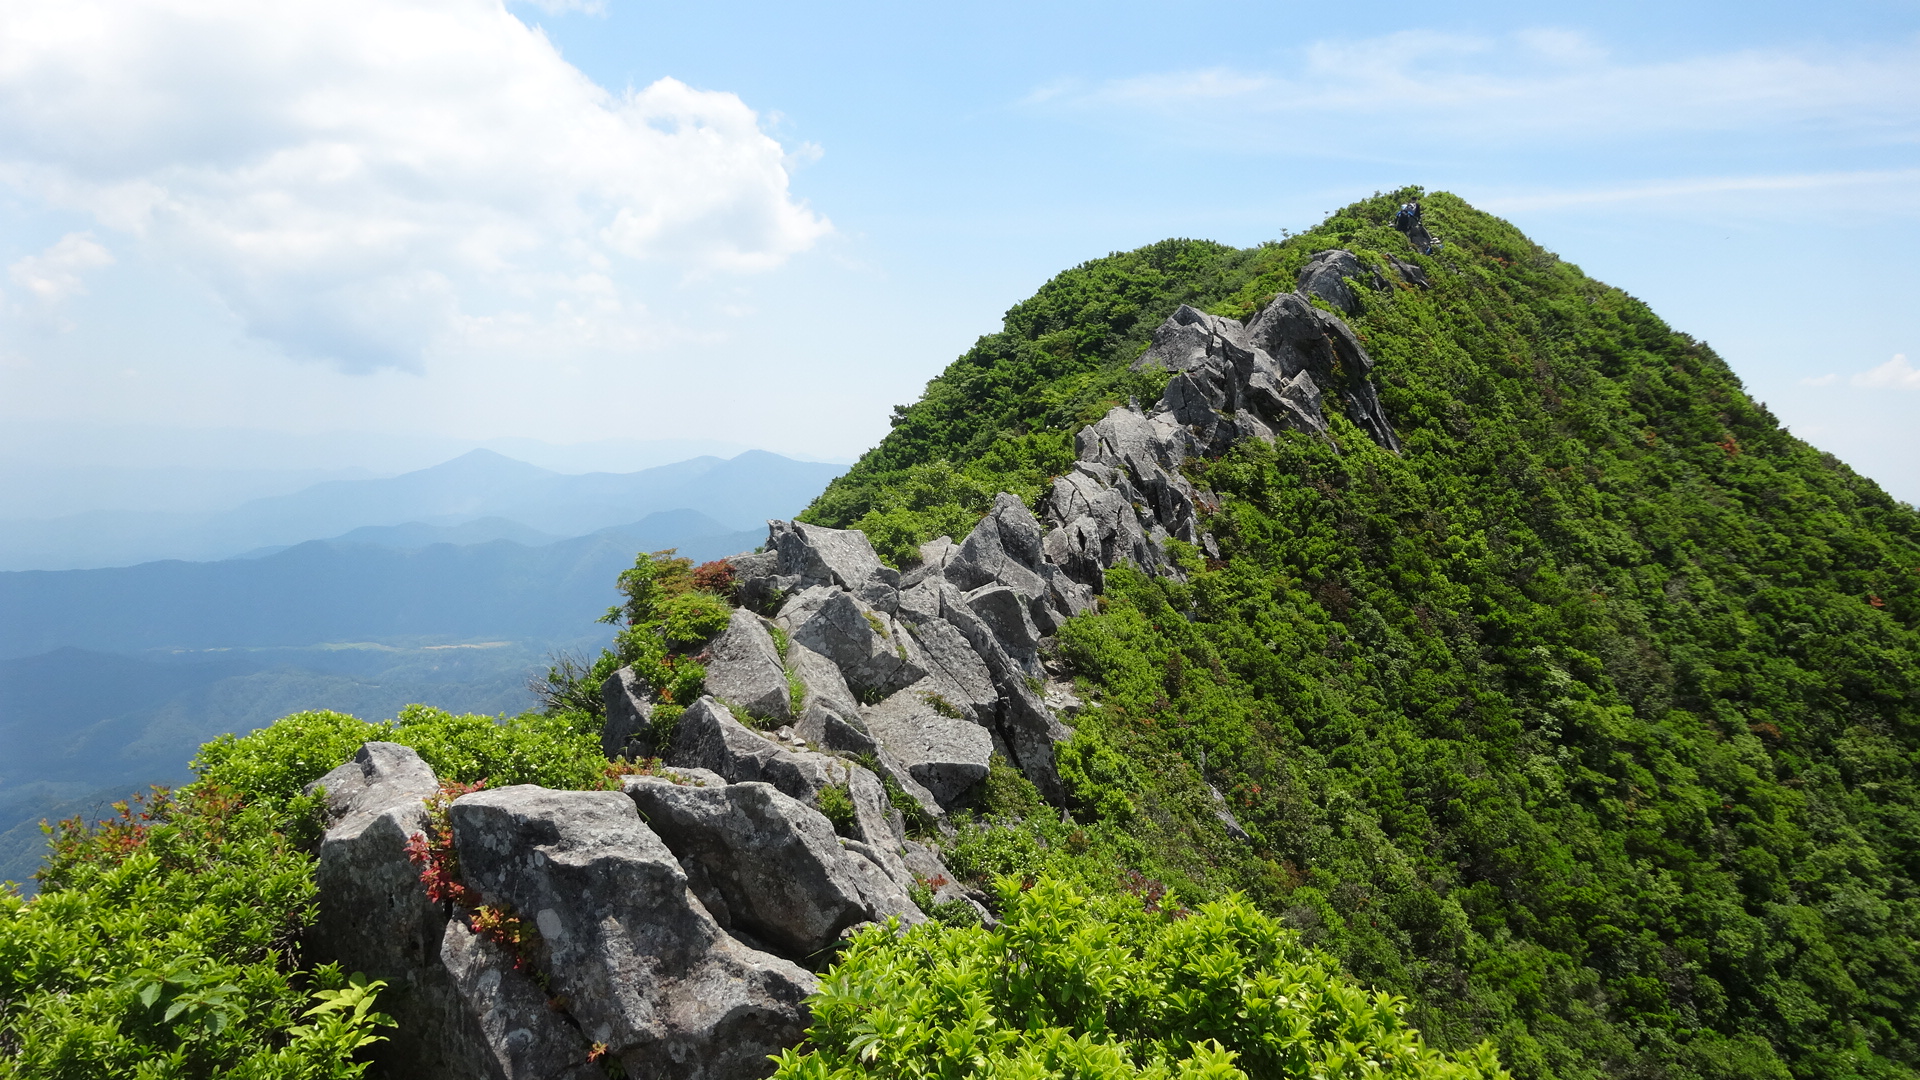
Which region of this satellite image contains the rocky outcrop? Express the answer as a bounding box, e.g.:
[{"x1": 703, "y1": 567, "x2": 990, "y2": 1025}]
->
[
  {"x1": 310, "y1": 740, "x2": 920, "y2": 1080},
  {"x1": 624, "y1": 777, "x2": 920, "y2": 958},
  {"x1": 776, "y1": 585, "x2": 925, "y2": 701},
  {"x1": 1295, "y1": 248, "x2": 1382, "y2": 314},
  {"x1": 701, "y1": 608, "x2": 793, "y2": 726},
  {"x1": 661, "y1": 286, "x2": 1398, "y2": 816},
  {"x1": 309, "y1": 744, "x2": 598, "y2": 1079},
  {"x1": 451, "y1": 786, "x2": 817, "y2": 1079},
  {"x1": 601, "y1": 666, "x2": 653, "y2": 760}
]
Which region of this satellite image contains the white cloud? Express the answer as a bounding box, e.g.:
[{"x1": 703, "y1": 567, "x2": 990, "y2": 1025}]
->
[
  {"x1": 1041, "y1": 30, "x2": 1920, "y2": 144},
  {"x1": 7, "y1": 232, "x2": 114, "y2": 308},
  {"x1": 0, "y1": 0, "x2": 829, "y2": 372},
  {"x1": 1852, "y1": 354, "x2": 1920, "y2": 390}
]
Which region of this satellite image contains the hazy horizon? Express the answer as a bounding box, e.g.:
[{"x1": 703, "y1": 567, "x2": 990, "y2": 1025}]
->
[{"x1": 3, "y1": 0, "x2": 1916, "y2": 504}]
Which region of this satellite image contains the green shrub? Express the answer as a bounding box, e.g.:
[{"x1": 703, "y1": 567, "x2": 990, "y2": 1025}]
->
[
  {"x1": 1, "y1": 784, "x2": 391, "y2": 1078},
  {"x1": 773, "y1": 877, "x2": 1510, "y2": 1080},
  {"x1": 660, "y1": 591, "x2": 731, "y2": 650},
  {"x1": 814, "y1": 783, "x2": 858, "y2": 836}
]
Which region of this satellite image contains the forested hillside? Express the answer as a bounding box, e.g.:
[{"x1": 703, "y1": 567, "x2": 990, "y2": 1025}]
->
[{"x1": 804, "y1": 190, "x2": 1920, "y2": 1079}]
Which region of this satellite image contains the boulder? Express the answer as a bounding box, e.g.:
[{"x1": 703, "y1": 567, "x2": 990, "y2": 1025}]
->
[
  {"x1": 439, "y1": 921, "x2": 606, "y2": 1080},
  {"x1": 667, "y1": 696, "x2": 914, "y2": 848},
  {"x1": 309, "y1": 744, "x2": 502, "y2": 1078},
  {"x1": 1074, "y1": 406, "x2": 1202, "y2": 550},
  {"x1": 1387, "y1": 255, "x2": 1430, "y2": 288},
  {"x1": 769, "y1": 520, "x2": 901, "y2": 613},
  {"x1": 776, "y1": 585, "x2": 926, "y2": 700},
  {"x1": 940, "y1": 493, "x2": 1091, "y2": 634},
  {"x1": 862, "y1": 686, "x2": 993, "y2": 808},
  {"x1": 1295, "y1": 248, "x2": 1379, "y2": 314},
  {"x1": 623, "y1": 777, "x2": 920, "y2": 959},
  {"x1": 600, "y1": 666, "x2": 653, "y2": 760},
  {"x1": 1132, "y1": 303, "x2": 1252, "y2": 372},
  {"x1": 903, "y1": 616, "x2": 1000, "y2": 727},
  {"x1": 701, "y1": 609, "x2": 793, "y2": 726},
  {"x1": 449, "y1": 786, "x2": 816, "y2": 1080},
  {"x1": 306, "y1": 740, "x2": 439, "y2": 824},
  {"x1": 943, "y1": 494, "x2": 1048, "y2": 596},
  {"x1": 727, "y1": 549, "x2": 783, "y2": 614},
  {"x1": 1244, "y1": 292, "x2": 1400, "y2": 454},
  {"x1": 965, "y1": 584, "x2": 1041, "y2": 666},
  {"x1": 787, "y1": 641, "x2": 863, "y2": 729},
  {"x1": 1041, "y1": 462, "x2": 1164, "y2": 585},
  {"x1": 898, "y1": 535, "x2": 958, "y2": 589}
]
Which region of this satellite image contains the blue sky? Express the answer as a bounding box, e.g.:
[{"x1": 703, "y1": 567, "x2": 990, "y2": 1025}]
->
[{"x1": 2, "y1": 0, "x2": 1916, "y2": 501}]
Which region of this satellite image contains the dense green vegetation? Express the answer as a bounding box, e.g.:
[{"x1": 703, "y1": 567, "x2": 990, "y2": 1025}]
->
[
  {"x1": 806, "y1": 190, "x2": 1920, "y2": 1080},
  {"x1": 773, "y1": 877, "x2": 1509, "y2": 1080},
  {"x1": 0, "y1": 705, "x2": 610, "y2": 1079}
]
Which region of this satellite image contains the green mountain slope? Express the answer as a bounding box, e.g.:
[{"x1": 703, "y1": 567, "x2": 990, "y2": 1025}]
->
[{"x1": 806, "y1": 190, "x2": 1920, "y2": 1080}]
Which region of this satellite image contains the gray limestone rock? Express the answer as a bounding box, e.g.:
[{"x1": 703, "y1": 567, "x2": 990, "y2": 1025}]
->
[
  {"x1": 1245, "y1": 292, "x2": 1401, "y2": 454},
  {"x1": 449, "y1": 786, "x2": 816, "y2": 1080},
  {"x1": 623, "y1": 777, "x2": 920, "y2": 959},
  {"x1": 905, "y1": 617, "x2": 1000, "y2": 727},
  {"x1": 668, "y1": 696, "x2": 916, "y2": 848},
  {"x1": 862, "y1": 685, "x2": 993, "y2": 808},
  {"x1": 1040, "y1": 462, "x2": 1163, "y2": 586},
  {"x1": 965, "y1": 584, "x2": 1041, "y2": 666},
  {"x1": 787, "y1": 641, "x2": 862, "y2": 725},
  {"x1": 1074, "y1": 406, "x2": 1201, "y2": 551},
  {"x1": 769, "y1": 520, "x2": 901, "y2": 613},
  {"x1": 903, "y1": 578, "x2": 1067, "y2": 799},
  {"x1": 306, "y1": 740, "x2": 439, "y2": 824},
  {"x1": 1387, "y1": 255, "x2": 1430, "y2": 288},
  {"x1": 1209, "y1": 784, "x2": 1253, "y2": 842},
  {"x1": 898, "y1": 535, "x2": 959, "y2": 589},
  {"x1": 901, "y1": 840, "x2": 993, "y2": 925},
  {"x1": 439, "y1": 921, "x2": 606, "y2": 1080},
  {"x1": 310, "y1": 744, "x2": 504, "y2": 1079},
  {"x1": 942, "y1": 493, "x2": 1091, "y2": 634},
  {"x1": 776, "y1": 585, "x2": 926, "y2": 701},
  {"x1": 600, "y1": 666, "x2": 653, "y2": 760},
  {"x1": 728, "y1": 549, "x2": 785, "y2": 616},
  {"x1": 944, "y1": 494, "x2": 1047, "y2": 595},
  {"x1": 1295, "y1": 248, "x2": 1380, "y2": 314},
  {"x1": 1133, "y1": 303, "x2": 1252, "y2": 372},
  {"x1": 702, "y1": 609, "x2": 793, "y2": 726}
]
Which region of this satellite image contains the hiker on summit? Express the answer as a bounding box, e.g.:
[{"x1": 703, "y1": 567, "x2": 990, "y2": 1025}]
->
[{"x1": 1393, "y1": 201, "x2": 1422, "y2": 232}]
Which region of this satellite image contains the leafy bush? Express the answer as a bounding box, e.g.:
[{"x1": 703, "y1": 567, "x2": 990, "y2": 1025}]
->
[
  {"x1": 0, "y1": 701, "x2": 623, "y2": 1079},
  {"x1": 773, "y1": 877, "x2": 1510, "y2": 1080},
  {"x1": 815, "y1": 783, "x2": 858, "y2": 836},
  {"x1": 0, "y1": 785, "x2": 392, "y2": 1078}
]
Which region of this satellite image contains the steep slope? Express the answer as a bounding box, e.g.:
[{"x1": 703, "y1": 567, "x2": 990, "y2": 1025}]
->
[{"x1": 804, "y1": 191, "x2": 1920, "y2": 1080}]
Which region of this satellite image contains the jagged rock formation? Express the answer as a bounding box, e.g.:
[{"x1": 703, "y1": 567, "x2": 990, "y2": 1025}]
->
[
  {"x1": 308, "y1": 738, "x2": 959, "y2": 1080},
  {"x1": 308, "y1": 266, "x2": 1394, "y2": 1079},
  {"x1": 691, "y1": 261, "x2": 1397, "y2": 814}
]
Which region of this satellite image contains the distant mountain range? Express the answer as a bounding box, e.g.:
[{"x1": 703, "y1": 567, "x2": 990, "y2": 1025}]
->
[
  {"x1": 0, "y1": 509, "x2": 762, "y2": 659},
  {"x1": 0, "y1": 447, "x2": 842, "y2": 885},
  {"x1": 0, "y1": 448, "x2": 843, "y2": 571}
]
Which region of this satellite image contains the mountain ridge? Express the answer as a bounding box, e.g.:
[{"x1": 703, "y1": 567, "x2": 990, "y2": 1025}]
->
[
  {"x1": 6, "y1": 190, "x2": 1917, "y2": 1080},
  {"x1": 0, "y1": 448, "x2": 842, "y2": 570}
]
